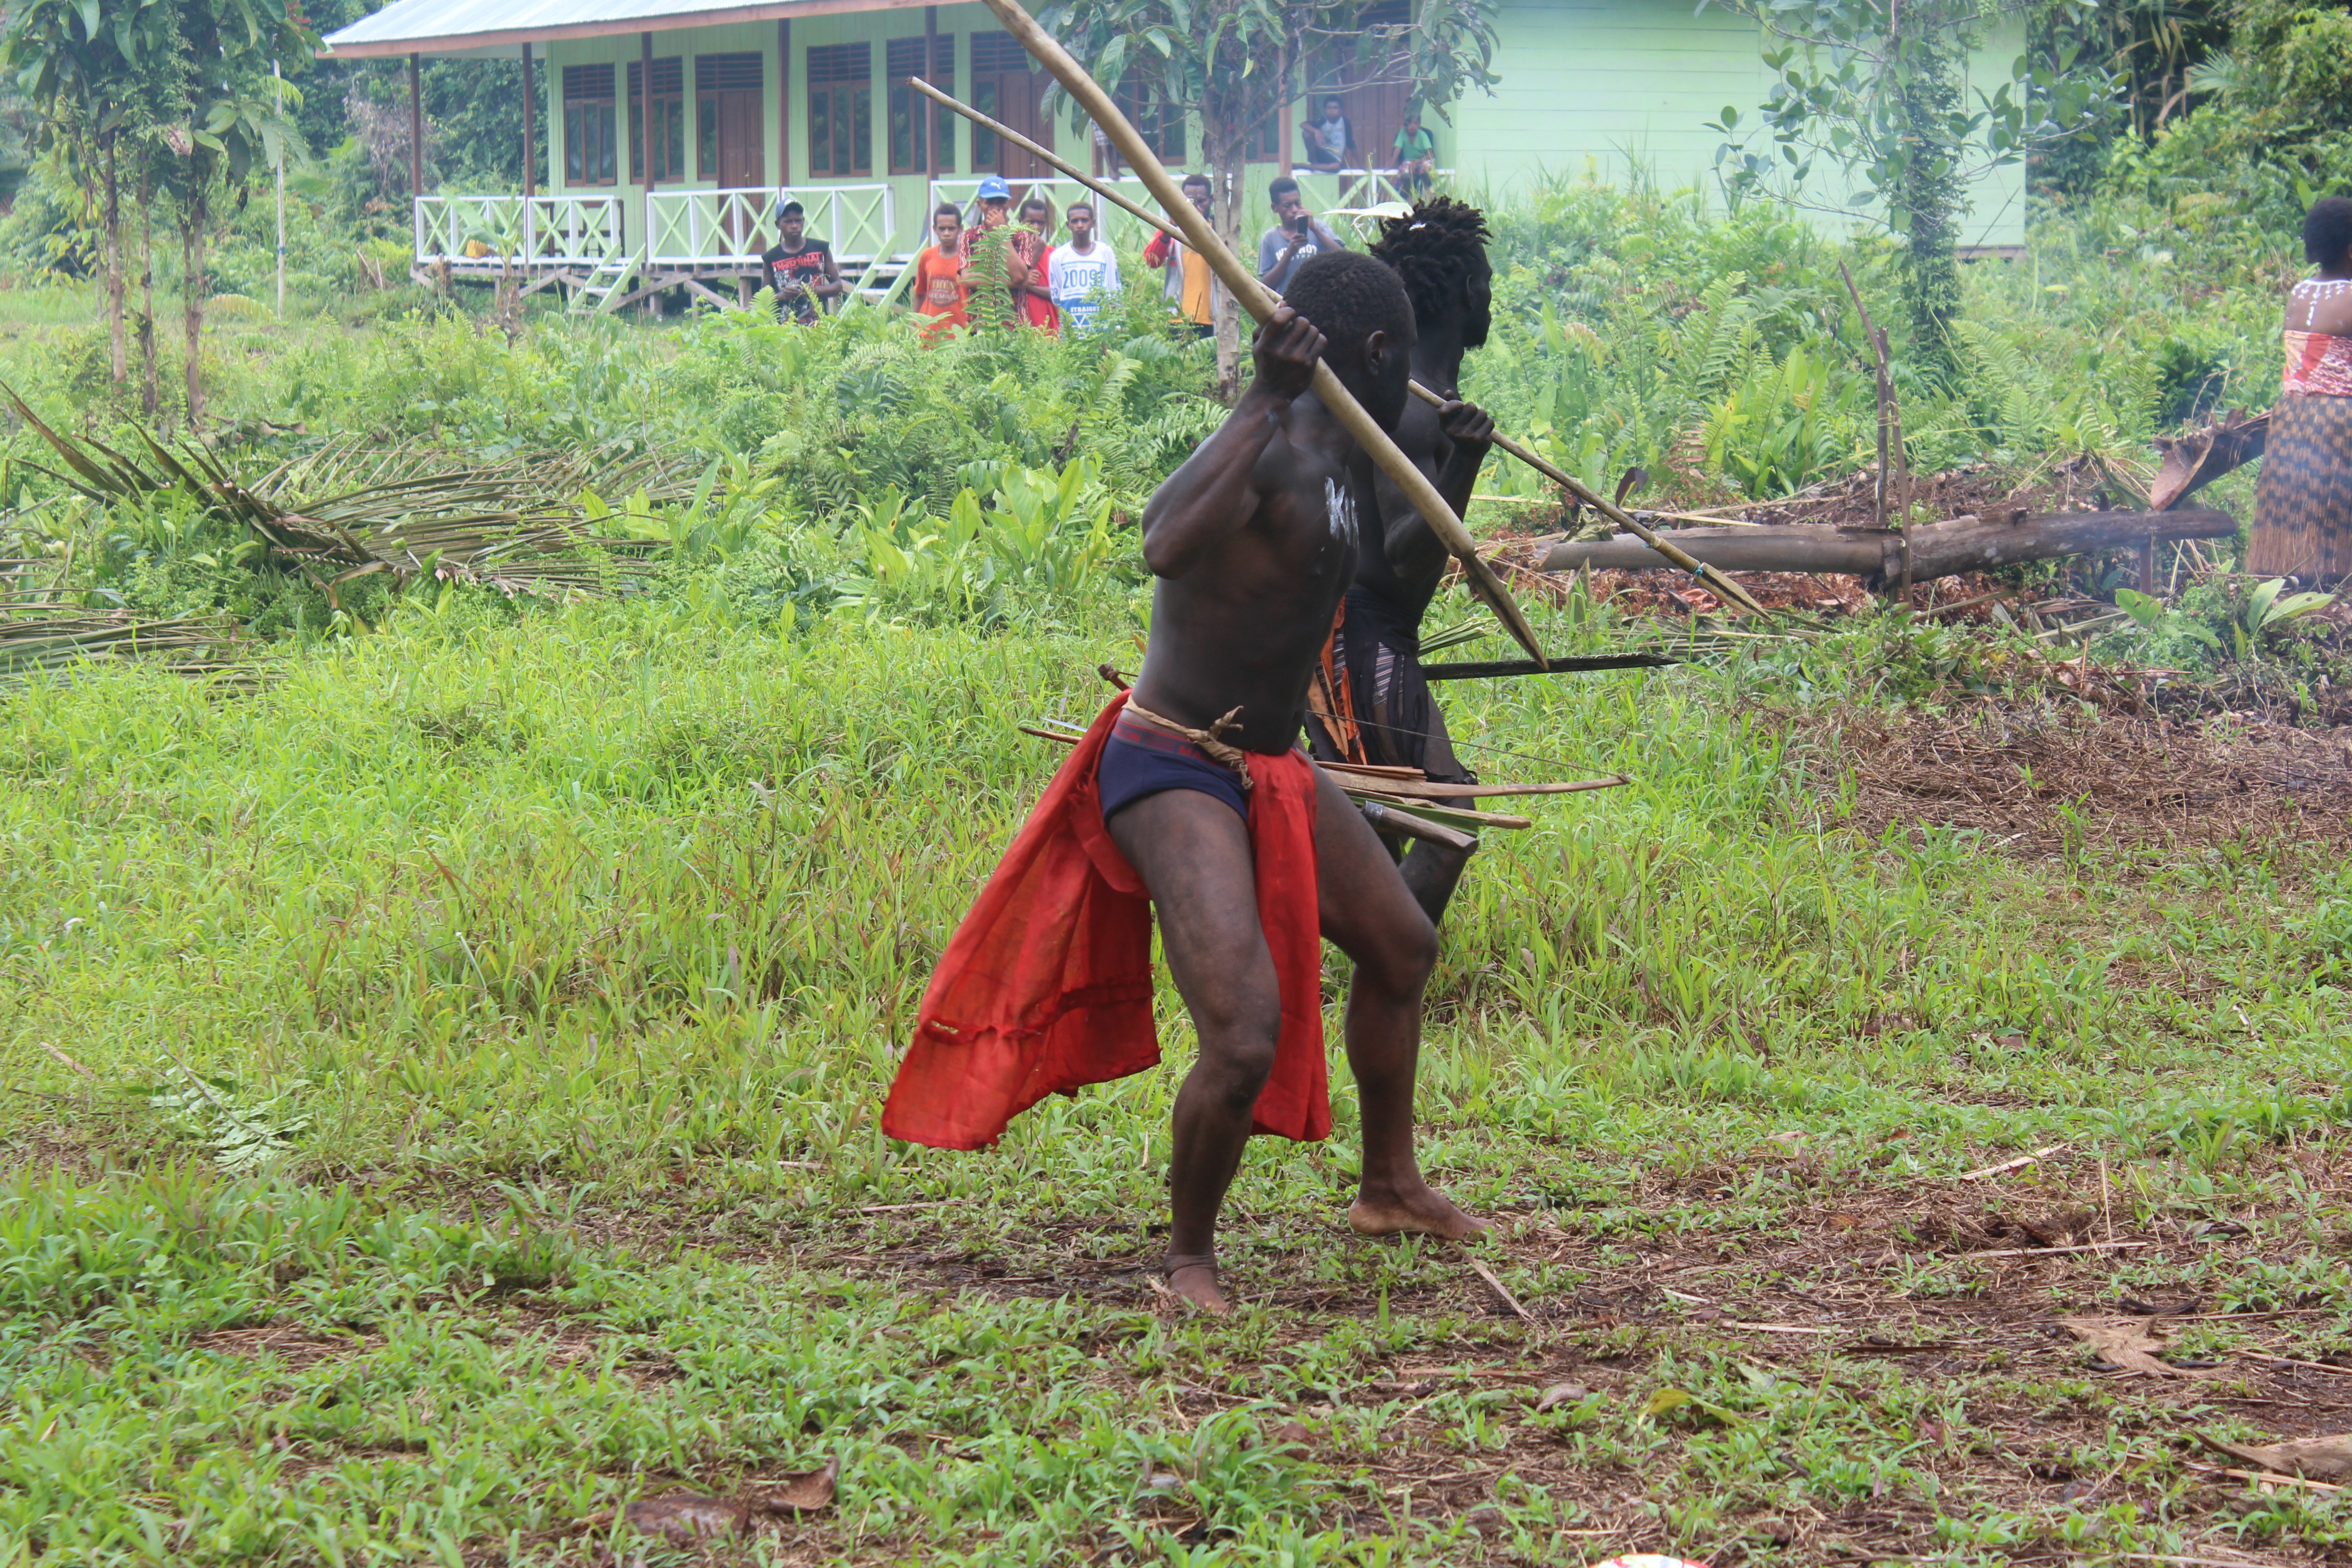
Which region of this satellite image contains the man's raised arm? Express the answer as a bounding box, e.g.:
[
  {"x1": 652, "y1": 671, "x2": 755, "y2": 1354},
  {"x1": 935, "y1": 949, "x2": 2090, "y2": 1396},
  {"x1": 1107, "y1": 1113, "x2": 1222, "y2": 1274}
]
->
[
  {"x1": 1139, "y1": 307, "x2": 1325, "y2": 577},
  {"x1": 1373, "y1": 397, "x2": 1495, "y2": 575}
]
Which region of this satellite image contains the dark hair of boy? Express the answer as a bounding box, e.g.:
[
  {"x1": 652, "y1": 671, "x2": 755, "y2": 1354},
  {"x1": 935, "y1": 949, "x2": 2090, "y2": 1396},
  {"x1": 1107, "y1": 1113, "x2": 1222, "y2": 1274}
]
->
[
  {"x1": 1280, "y1": 252, "x2": 1414, "y2": 369},
  {"x1": 1369, "y1": 195, "x2": 1492, "y2": 347},
  {"x1": 1181, "y1": 172, "x2": 1210, "y2": 193},
  {"x1": 1269, "y1": 175, "x2": 1299, "y2": 204},
  {"x1": 2308, "y1": 196, "x2": 2352, "y2": 265},
  {"x1": 933, "y1": 201, "x2": 962, "y2": 224}
]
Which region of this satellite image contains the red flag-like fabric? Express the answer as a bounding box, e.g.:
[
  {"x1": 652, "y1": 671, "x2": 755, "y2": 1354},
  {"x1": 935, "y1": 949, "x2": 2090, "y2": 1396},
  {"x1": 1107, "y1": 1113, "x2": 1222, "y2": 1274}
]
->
[{"x1": 882, "y1": 694, "x2": 1330, "y2": 1150}]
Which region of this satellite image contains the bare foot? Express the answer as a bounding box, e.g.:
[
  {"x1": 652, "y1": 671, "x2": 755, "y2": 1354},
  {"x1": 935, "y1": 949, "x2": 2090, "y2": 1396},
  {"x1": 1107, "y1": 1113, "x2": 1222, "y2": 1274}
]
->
[
  {"x1": 1161, "y1": 1254, "x2": 1232, "y2": 1317},
  {"x1": 1348, "y1": 1179, "x2": 1488, "y2": 1239}
]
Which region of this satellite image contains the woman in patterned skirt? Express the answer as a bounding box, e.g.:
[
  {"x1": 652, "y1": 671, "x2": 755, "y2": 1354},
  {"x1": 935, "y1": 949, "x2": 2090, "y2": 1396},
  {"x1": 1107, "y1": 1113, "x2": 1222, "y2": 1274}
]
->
[{"x1": 2249, "y1": 196, "x2": 2352, "y2": 580}]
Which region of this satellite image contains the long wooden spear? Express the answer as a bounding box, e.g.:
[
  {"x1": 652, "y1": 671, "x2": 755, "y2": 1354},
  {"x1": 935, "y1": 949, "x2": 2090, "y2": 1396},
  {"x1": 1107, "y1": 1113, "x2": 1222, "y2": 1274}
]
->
[
  {"x1": 951, "y1": 0, "x2": 1548, "y2": 666},
  {"x1": 911, "y1": 75, "x2": 1773, "y2": 622}
]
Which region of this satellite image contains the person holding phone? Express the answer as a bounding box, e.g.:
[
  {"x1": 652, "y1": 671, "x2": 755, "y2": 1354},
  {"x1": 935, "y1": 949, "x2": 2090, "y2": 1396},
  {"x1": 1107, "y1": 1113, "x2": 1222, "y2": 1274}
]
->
[{"x1": 1257, "y1": 176, "x2": 1346, "y2": 296}]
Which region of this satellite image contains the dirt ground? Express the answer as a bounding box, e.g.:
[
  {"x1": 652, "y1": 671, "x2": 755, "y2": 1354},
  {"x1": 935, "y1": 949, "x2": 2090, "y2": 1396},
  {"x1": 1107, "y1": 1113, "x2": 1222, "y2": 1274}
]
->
[
  {"x1": 845, "y1": 1142, "x2": 2352, "y2": 1567},
  {"x1": 1800, "y1": 706, "x2": 2352, "y2": 856}
]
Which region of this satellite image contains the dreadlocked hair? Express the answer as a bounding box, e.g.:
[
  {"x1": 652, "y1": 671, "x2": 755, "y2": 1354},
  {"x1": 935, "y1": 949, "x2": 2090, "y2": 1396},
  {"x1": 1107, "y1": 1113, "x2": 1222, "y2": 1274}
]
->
[{"x1": 1369, "y1": 196, "x2": 1491, "y2": 328}]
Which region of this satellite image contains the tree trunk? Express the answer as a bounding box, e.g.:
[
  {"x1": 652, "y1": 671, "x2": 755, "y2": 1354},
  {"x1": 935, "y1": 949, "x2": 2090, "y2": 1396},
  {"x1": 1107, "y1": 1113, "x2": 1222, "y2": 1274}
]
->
[
  {"x1": 103, "y1": 130, "x2": 125, "y2": 387},
  {"x1": 1894, "y1": 28, "x2": 1963, "y2": 384},
  {"x1": 182, "y1": 183, "x2": 207, "y2": 427},
  {"x1": 1202, "y1": 106, "x2": 1246, "y2": 397},
  {"x1": 138, "y1": 176, "x2": 158, "y2": 421},
  {"x1": 1537, "y1": 509, "x2": 2239, "y2": 584}
]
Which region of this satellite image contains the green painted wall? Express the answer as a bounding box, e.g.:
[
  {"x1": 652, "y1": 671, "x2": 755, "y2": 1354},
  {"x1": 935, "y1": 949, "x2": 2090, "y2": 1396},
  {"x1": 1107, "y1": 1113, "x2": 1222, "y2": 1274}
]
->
[
  {"x1": 1448, "y1": 0, "x2": 1767, "y2": 193},
  {"x1": 1446, "y1": 0, "x2": 2023, "y2": 248},
  {"x1": 534, "y1": 0, "x2": 2025, "y2": 255}
]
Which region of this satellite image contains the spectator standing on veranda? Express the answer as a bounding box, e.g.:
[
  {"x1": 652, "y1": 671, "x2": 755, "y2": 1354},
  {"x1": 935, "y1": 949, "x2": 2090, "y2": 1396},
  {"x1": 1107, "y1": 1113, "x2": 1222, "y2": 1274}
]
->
[
  {"x1": 1259, "y1": 176, "x2": 1347, "y2": 296},
  {"x1": 1392, "y1": 114, "x2": 1437, "y2": 198},
  {"x1": 911, "y1": 203, "x2": 971, "y2": 344},
  {"x1": 1018, "y1": 195, "x2": 1061, "y2": 334},
  {"x1": 1049, "y1": 201, "x2": 1122, "y2": 335},
  {"x1": 760, "y1": 200, "x2": 845, "y2": 324},
  {"x1": 1143, "y1": 172, "x2": 1220, "y2": 338},
  {"x1": 1300, "y1": 97, "x2": 1354, "y2": 172}
]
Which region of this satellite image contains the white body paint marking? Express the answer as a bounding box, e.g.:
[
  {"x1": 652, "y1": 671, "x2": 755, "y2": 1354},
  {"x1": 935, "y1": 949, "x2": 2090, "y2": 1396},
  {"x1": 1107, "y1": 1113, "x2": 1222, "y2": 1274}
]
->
[{"x1": 1324, "y1": 478, "x2": 1358, "y2": 546}]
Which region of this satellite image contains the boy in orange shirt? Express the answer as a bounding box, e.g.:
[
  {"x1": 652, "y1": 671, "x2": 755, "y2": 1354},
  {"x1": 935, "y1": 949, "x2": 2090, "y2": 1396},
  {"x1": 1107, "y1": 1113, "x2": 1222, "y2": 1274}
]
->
[
  {"x1": 1143, "y1": 172, "x2": 1219, "y2": 338},
  {"x1": 911, "y1": 204, "x2": 970, "y2": 343}
]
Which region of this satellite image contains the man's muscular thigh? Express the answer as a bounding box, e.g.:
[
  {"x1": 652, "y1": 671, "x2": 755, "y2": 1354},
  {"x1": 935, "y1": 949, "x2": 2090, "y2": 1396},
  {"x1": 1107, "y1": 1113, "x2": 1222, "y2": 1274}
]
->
[{"x1": 1106, "y1": 789, "x2": 1280, "y2": 1043}]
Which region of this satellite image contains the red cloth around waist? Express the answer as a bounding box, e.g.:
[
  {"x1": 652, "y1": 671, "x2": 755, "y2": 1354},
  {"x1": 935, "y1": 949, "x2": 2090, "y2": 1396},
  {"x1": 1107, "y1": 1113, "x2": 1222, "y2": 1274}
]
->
[{"x1": 882, "y1": 693, "x2": 1330, "y2": 1150}]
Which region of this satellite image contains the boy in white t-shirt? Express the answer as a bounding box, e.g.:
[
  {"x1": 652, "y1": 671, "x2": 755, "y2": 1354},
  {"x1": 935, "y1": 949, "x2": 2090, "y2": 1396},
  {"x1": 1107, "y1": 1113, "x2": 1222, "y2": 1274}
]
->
[{"x1": 1047, "y1": 201, "x2": 1123, "y2": 334}]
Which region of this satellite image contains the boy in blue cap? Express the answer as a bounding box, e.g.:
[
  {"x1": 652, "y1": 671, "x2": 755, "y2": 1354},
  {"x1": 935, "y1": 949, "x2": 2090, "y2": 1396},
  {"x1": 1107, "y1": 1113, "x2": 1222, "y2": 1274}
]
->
[{"x1": 959, "y1": 174, "x2": 1040, "y2": 328}]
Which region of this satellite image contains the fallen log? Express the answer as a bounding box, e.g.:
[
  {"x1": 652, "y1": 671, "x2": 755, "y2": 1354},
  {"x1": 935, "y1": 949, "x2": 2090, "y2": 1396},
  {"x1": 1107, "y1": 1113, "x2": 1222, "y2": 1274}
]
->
[{"x1": 1538, "y1": 508, "x2": 2238, "y2": 586}]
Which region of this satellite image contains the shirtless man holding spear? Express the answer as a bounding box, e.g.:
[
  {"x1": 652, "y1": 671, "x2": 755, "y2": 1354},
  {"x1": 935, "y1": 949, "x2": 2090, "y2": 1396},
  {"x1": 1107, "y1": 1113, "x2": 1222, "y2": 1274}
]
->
[{"x1": 883, "y1": 0, "x2": 1528, "y2": 1315}]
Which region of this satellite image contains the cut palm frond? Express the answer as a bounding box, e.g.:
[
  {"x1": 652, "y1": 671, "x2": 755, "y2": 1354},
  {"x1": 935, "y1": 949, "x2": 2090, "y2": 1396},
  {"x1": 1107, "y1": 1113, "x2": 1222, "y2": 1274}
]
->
[
  {"x1": 0, "y1": 613, "x2": 250, "y2": 684},
  {"x1": 2, "y1": 387, "x2": 690, "y2": 603}
]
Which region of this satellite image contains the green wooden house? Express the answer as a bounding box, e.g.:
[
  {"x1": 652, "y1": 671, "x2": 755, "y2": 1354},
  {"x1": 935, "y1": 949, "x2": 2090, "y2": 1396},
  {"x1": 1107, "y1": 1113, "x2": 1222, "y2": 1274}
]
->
[{"x1": 320, "y1": 0, "x2": 2025, "y2": 309}]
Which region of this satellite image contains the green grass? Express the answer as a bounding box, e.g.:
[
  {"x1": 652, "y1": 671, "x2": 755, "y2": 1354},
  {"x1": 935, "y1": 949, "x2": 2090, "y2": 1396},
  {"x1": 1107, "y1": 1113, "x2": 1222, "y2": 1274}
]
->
[
  {"x1": 0, "y1": 165, "x2": 2345, "y2": 1565},
  {"x1": 4, "y1": 583, "x2": 2350, "y2": 1564}
]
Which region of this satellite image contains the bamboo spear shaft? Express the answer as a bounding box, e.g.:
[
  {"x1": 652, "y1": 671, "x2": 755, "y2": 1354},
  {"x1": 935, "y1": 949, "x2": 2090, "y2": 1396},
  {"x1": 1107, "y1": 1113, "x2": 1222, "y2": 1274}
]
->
[
  {"x1": 959, "y1": 0, "x2": 1547, "y2": 666},
  {"x1": 913, "y1": 75, "x2": 1768, "y2": 623}
]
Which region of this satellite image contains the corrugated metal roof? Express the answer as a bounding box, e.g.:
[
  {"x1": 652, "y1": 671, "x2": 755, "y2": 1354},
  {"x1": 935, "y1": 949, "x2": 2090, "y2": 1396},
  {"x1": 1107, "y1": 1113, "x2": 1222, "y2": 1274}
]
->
[{"x1": 320, "y1": 0, "x2": 927, "y2": 59}]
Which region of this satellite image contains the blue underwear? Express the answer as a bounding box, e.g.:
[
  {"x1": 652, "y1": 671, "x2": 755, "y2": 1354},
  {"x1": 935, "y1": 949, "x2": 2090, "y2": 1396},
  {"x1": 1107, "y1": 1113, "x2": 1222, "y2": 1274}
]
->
[{"x1": 1098, "y1": 708, "x2": 1250, "y2": 824}]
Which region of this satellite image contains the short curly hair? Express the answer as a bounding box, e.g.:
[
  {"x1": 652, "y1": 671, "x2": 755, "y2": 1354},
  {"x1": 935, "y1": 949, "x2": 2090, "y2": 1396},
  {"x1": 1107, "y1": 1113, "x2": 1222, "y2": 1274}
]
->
[
  {"x1": 1280, "y1": 251, "x2": 1415, "y2": 362},
  {"x1": 2307, "y1": 195, "x2": 2352, "y2": 266},
  {"x1": 1368, "y1": 196, "x2": 1492, "y2": 327}
]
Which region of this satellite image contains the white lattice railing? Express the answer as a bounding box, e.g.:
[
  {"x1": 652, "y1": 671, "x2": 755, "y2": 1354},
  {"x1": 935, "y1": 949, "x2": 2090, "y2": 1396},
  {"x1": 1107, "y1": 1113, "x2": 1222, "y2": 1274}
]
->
[
  {"x1": 929, "y1": 176, "x2": 1160, "y2": 252},
  {"x1": 645, "y1": 184, "x2": 896, "y2": 267},
  {"x1": 413, "y1": 195, "x2": 625, "y2": 266},
  {"x1": 1290, "y1": 167, "x2": 1455, "y2": 221}
]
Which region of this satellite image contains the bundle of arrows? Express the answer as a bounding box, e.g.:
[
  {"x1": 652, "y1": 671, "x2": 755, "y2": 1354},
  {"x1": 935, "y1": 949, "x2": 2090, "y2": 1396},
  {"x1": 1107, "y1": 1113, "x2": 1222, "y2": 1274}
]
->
[{"x1": 1015, "y1": 718, "x2": 1628, "y2": 852}]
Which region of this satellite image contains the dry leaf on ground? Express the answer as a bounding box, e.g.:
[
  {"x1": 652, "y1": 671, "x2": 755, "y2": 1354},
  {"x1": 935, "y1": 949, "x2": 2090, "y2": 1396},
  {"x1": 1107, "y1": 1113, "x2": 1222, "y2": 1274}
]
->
[
  {"x1": 1267, "y1": 1419, "x2": 1312, "y2": 1455},
  {"x1": 620, "y1": 1460, "x2": 834, "y2": 1544},
  {"x1": 624, "y1": 1494, "x2": 747, "y2": 1543},
  {"x1": 755, "y1": 1457, "x2": 838, "y2": 1514},
  {"x1": 1536, "y1": 1381, "x2": 1589, "y2": 1412},
  {"x1": 2197, "y1": 1431, "x2": 2352, "y2": 1480},
  {"x1": 2057, "y1": 1316, "x2": 2219, "y2": 1378}
]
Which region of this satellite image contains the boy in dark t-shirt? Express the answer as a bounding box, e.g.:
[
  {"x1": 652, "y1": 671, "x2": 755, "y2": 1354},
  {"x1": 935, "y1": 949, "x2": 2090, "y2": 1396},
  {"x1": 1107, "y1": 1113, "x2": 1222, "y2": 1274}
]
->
[{"x1": 760, "y1": 201, "x2": 844, "y2": 324}]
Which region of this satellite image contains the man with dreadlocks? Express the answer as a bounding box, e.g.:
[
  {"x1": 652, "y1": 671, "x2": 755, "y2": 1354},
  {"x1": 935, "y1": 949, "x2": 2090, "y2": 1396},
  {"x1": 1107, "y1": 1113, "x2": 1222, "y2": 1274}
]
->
[{"x1": 1306, "y1": 197, "x2": 1498, "y2": 926}]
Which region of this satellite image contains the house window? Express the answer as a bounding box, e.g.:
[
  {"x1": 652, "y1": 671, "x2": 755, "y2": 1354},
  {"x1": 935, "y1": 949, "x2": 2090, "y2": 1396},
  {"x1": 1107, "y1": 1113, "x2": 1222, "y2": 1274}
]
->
[
  {"x1": 969, "y1": 31, "x2": 1045, "y2": 175},
  {"x1": 887, "y1": 36, "x2": 955, "y2": 175},
  {"x1": 696, "y1": 53, "x2": 765, "y2": 186},
  {"x1": 628, "y1": 57, "x2": 687, "y2": 183},
  {"x1": 808, "y1": 42, "x2": 872, "y2": 178},
  {"x1": 563, "y1": 64, "x2": 617, "y2": 186},
  {"x1": 1115, "y1": 72, "x2": 1185, "y2": 163}
]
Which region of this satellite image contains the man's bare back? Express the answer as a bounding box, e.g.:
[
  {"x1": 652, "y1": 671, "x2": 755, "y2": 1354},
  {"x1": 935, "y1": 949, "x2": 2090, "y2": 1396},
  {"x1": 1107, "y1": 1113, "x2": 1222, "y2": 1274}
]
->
[{"x1": 1109, "y1": 258, "x2": 1484, "y2": 1317}]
